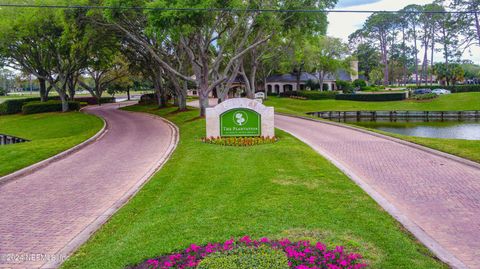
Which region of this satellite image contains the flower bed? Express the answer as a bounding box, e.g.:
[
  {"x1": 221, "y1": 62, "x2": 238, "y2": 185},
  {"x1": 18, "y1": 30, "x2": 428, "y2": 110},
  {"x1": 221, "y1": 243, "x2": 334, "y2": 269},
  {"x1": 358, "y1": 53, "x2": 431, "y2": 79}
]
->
[
  {"x1": 129, "y1": 236, "x2": 367, "y2": 269},
  {"x1": 202, "y1": 136, "x2": 277, "y2": 147}
]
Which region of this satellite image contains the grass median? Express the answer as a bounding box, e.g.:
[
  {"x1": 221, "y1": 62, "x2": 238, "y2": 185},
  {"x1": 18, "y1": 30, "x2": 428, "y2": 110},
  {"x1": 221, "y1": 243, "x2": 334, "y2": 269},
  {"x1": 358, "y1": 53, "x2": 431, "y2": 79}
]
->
[
  {"x1": 265, "y1": 93, "x2": 480, "y2": 163},
  {"x1": 0, "y1": 112, "x2": 103, "y2": 177},
  {"x1": 61, "y1": 105, "x2": 446, "y2": 269}
]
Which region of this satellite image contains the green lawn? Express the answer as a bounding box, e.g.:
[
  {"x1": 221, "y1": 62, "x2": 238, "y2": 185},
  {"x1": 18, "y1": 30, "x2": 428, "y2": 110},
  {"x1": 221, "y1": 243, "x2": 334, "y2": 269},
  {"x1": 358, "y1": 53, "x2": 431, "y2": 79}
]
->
[
  {"x1": 62, "y1": 105, "x2": 446, "y2": 269},
  {"x1": 370, "y1": 130, "x2": 480, "y2": 163},
  {"x1": 265, "y1": 93, "x2": 480, "y2": 163},
  {"x1": 0, "y1": 112, "x2": 103, "y2": 177},
  {"x1": 264, "y1": 92, "x2": 480, "y2": 116}
]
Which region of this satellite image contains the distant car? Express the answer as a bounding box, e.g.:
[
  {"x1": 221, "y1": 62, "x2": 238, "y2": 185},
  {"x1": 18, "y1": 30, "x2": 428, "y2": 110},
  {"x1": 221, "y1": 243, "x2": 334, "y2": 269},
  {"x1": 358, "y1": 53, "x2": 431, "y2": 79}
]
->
[
  {"x1": 432, "y1": 89, "x2": 451, "y2": 95},
  {"x1": 413, "y1": 89, "x2": 432, "y2": 95}
]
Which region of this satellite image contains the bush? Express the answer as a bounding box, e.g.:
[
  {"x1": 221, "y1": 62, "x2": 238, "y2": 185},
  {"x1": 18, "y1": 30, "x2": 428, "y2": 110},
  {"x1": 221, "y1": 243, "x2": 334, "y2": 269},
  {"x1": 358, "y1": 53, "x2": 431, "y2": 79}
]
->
[
  {"x1": 0, "y1": 98, "x2": 42, "y2": 115},
  {"x1": 197, "y1": 246, "x2": 289, "y2": 269},
  {"x1": 360, "y1": 86, "x2": 380, "y2": 92},
  {"x1": 336, "y1": 80, "x2": 355, "y2": 93},
  {"x1": 279, "y1": 91, "x2": 337, "y2": 100},
  {"x1": 353, "y1": 79, "x2": 367, "y2": 88},
  {"x1": 0, "y1": 87, "x2": 6, "y2": 96},
  {"x1": 139, "y1": 93, "x2": 158, "y2": 105},
  {"x1": 299, "y1": 91, "x2": 337, "y2": 100},
  {"x1": 74, "y1": 96, "x2": 115, "y2": 105},
  {"x1": 22, "y1": 100, "x2": 81, "y2": 114},
  {"x1": 336, "y1": 92, "x2": 407, "y2": 101},
  {"x1": 411, "y1": 93, "x2": 438, "y2": 100},
  {"x1": 407, "y1": 85, "x2": 480, "y2": 93}
]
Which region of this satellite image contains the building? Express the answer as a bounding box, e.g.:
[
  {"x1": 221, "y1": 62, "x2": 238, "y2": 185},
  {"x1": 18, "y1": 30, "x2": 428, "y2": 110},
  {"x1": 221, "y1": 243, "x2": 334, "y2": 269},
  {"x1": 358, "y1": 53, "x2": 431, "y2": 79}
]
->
[{"x1": 265, "y1": 61, "x2": 359, "y2": 94}]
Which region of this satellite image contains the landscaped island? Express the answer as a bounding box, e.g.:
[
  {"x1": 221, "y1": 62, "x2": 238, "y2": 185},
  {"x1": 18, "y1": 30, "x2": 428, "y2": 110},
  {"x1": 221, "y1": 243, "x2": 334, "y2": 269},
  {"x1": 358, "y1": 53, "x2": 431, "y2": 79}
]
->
[
  {"x1": 0, "y1": 112, "x2": 103, "y2": 177},
  {"x1": 60, "y1": 105, "x2": 447, "y2": 269}
]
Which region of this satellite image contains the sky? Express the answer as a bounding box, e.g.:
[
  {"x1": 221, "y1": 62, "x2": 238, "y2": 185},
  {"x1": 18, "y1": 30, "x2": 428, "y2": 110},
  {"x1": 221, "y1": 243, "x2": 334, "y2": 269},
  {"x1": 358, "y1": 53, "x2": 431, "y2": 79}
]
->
[{"x1": 328, "y1": 0, "x2": 480, "y2": 64}]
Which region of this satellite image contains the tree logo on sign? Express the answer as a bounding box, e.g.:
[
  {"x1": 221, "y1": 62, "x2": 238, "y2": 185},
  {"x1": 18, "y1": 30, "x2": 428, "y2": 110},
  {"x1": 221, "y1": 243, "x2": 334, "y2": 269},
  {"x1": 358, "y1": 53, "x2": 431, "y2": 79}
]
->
[{"x1": 234, "y1": 111, "x2": 248, "y2": 126}]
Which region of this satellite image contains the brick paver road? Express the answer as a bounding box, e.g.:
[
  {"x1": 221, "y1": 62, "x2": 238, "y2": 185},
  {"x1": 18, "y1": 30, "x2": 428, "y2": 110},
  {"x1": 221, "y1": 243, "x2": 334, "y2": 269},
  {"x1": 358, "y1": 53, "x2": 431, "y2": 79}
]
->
[
  {"x1": 0, "y1": 103, "x2": 176, "y2": 269},
  {"x1": 276, "y1": 115, "x2": 480, "y2": 269}
]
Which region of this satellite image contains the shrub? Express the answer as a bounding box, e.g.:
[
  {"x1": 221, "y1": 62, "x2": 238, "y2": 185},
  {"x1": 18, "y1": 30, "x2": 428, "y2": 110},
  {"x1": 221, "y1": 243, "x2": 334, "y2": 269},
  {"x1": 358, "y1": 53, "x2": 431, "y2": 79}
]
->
[
  {"x1": 411, "y1": 93, "x2": 438, "y2": 100},
  {"x1": 336, "y1": 92, "x2": 407, "y2": 102},
  {"x1": 279, "y1": 91, "x2": 337, "y2": 100},
  {"x1": 336, "y1": 80, "x2": 354, "y2": 93},
  {"x1": 22, "y1": 100, "x2": 80, "y2": 114},
  {"x1": 139, "y1": 93, "x2": 158, "y2": 105},
  {"x1": 132, "y1": 236, "x2": 367, "y2": 269},
  {"x1": 407, "y1": 85, "x2": 480, "y2": 93},
  {"x1": 0, "y1": 87, "x2": 6, "y2": 96},
  {"x1": 305, "y1": 79, "x2": 321, "y2": 90},
  {"x1": 299, "y1": 91, "x2": 337, "y2": 100},
  {"x1": 202, "y1": 136, "x2": 277, "y2": 147},
  {"x1": 360, "y1": 86, "x2": 379, "y2": 92},
  {"x1": 74, "y1": 96, "x2": 115, "y2": 105},
  {"x1": 0, "y1": 98, "x2": 42, "y2": 115},
  {"x1": 197, "y1": 246, "x2": 289, "y2": 269},
  {"x1": 353, "y1": 79, "x2": 367, "y2": 88}
]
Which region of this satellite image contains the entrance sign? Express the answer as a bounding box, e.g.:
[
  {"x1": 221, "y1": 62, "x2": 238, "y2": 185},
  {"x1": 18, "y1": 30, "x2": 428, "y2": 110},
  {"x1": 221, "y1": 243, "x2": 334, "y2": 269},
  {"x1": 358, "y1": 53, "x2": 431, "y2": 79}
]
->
[
  {"x1": 220, "y1": 108, "x2": 261, "y2": 136},
  {"x1": 206, "y1": 98, "x2": 275, "y2": 138}
]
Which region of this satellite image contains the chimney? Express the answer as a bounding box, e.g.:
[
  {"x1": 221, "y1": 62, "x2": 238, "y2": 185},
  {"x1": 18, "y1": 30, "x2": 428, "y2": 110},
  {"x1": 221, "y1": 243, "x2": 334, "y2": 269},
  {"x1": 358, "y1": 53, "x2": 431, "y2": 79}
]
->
[{"x1": 350, "y1": 60, "x2": 359, "y2": 81}]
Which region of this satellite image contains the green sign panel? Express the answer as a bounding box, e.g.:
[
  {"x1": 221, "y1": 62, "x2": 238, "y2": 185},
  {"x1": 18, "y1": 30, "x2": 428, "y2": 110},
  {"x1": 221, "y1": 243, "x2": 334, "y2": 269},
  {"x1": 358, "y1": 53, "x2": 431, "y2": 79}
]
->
[{"x1": 220, "y1": 108, "x2": 261, "y2": 137}]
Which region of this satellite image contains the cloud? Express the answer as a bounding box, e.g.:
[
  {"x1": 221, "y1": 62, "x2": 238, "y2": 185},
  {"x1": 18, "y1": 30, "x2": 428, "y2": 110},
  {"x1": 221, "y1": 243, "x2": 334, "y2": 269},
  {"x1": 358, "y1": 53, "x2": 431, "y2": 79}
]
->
[{"x1": 336, "y1": 0, "x2": 382, "y2": 8}]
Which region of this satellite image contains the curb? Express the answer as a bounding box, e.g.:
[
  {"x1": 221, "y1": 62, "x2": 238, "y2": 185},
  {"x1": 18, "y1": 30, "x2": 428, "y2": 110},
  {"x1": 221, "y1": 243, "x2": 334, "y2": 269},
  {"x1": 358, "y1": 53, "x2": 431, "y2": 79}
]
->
[
  {"x1": 276, "y1": 113, "x2": 470, "y2": 269},
  {"x1": 0, "y1": 110, "x2": 108, "y2": 187},
  {"x1": 40, "y1": 108, "x2": 180, "y2": 269},
  {"x1": 277, "y1": 113, "x2": 480, "y2": 170}
]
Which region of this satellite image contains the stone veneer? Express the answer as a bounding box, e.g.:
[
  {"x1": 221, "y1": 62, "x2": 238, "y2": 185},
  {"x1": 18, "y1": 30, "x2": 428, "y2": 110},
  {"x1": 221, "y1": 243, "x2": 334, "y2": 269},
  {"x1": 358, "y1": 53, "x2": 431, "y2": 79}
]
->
[{"x1": 206, "y1": 98, "x2": 275, "y2": 138}]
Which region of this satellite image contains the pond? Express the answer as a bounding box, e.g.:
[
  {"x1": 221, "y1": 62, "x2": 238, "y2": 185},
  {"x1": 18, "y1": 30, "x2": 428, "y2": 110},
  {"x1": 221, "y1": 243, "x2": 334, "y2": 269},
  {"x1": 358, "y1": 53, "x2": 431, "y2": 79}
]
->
[{"x1": 337, "y1": 119, "x2": 480, "y2": 140}]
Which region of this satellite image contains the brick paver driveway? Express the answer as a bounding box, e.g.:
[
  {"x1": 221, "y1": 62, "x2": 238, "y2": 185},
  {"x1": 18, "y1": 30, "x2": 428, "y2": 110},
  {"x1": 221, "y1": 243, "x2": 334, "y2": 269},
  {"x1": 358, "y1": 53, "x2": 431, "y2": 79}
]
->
[
  {"x1": 276, "y1": 115, "x2": 480, "y2": 269},
  {"x1": 0, "y1": 103, "x2": 177, "y2": 269}
]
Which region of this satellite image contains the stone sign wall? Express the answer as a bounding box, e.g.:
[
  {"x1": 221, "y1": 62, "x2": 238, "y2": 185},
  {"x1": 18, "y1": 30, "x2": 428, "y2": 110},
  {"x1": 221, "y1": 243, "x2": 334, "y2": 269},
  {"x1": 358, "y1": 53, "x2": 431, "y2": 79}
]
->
[{"x1": 206, "y1": 98, "x2": 275, "y2": 138}]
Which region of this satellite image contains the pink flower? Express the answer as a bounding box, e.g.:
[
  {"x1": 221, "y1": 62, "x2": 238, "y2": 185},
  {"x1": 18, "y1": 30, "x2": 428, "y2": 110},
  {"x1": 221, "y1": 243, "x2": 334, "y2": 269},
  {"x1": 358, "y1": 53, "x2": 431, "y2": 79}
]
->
[
  {"x1": 316, "y1": 242, "x2": 326, "y2": 251},
  {"x1": 260, "y1": 237, "x2": 270, "y2": 243},
  {"x1": 147, "y1": 259, "x2": 159, "y2": 269}
]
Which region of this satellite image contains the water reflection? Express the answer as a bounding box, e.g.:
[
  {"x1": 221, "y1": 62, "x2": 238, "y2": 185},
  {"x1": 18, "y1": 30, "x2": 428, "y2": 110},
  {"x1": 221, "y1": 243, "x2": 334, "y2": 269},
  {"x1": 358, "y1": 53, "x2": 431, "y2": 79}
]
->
[{"x1": 338, "y1": 119, "x2": 480, "y2": 140}]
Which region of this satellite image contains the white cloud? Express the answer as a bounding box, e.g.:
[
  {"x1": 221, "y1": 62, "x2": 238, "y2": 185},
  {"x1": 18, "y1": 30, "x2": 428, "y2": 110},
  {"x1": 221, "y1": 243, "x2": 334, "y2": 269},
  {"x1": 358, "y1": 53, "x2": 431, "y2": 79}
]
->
[{"x1": 328, "y1": 0, "x2": 480, "y2": 64}]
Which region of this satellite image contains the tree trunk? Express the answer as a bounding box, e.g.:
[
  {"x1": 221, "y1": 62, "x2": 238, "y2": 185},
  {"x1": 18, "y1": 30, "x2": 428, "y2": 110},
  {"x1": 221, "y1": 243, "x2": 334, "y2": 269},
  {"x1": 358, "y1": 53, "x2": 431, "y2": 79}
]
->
[
  {"x1": 127, "y1": 88, "x2": 131, "y2": 101},
  {"x1": 318, "y1": 72, "x2": 325, "y2": 92},
  {"x1": 199, "y1": 89, "x2": 209, "y2": 117},
  {"x1": 475, "y1": 11, "x2": 480, "y2": 46},
  {"x1": 67, "y1": 76, "x2": 77, "y2": 101},
  {"x1": 430, "y1": 29, "x2": 435, "y2": 86},
  {"x1": 38, "y1": 78, "x2": 47, "y2": 102},
  {"x1": 413, "y1": 26, "x2": 419, "y2": 86},
  {"x1": 58, "y1": 91, "x2": 69, "y2": 112},
  {"x1": 177, "y1": 92, "x2": 187, "y2": 111},
  {"x1": 402, "y1": 26, "x2": 407, "y2": 86}
]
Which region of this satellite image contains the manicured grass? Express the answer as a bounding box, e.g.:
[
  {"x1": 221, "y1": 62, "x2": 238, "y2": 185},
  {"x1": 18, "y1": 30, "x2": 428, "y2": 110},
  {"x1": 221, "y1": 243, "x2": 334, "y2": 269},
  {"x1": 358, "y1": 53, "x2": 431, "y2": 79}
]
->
[
  {"x1": 0, "y1": 112, "x2": 103, "y2": 177},
  {"x1": 369, "y1": 130, "x2": 480, "y2": 164},
  {"x1": 62, "y1": 105, "x2": 446, "y2": 269},
  {"x1": 264, "y1": 92, "x2": 480, "y2": 115}
]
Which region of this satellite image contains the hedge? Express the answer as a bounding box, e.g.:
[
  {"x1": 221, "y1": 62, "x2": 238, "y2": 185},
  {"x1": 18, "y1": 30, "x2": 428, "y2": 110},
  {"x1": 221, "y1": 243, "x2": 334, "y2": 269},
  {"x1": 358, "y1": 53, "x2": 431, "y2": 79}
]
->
[
  {"x1": 0, "y1": 98, "x2": 43, "y2": 115},
  {"x1": 73, "y1": 96, "x2": 115, "y2": 105},
  {"x1": 279, "y1": 90, "x2": 337, "y2": 100},
  {"x1": 336, "y1": 92, "x2": 407, "y2": 101},
  {"x1": 22, "y1": 100, "x2": 81, "y2": 114},
  {"x1": 0, "y1": 96, "x2": 114, "y2": 115},
  {"x1": 407, "y1": 85, "x2": 480, "y2": 93}
]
